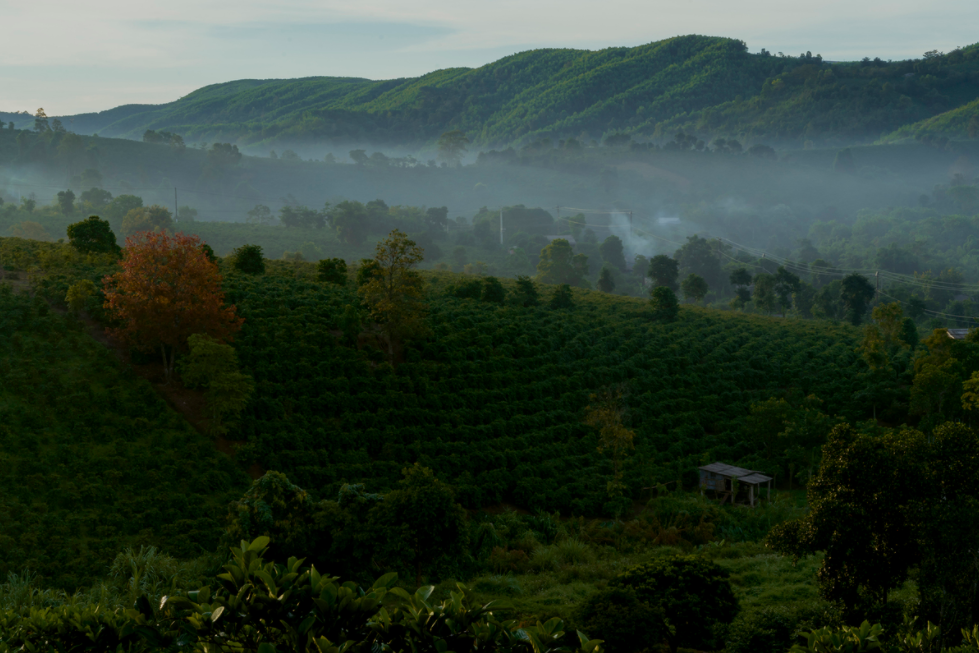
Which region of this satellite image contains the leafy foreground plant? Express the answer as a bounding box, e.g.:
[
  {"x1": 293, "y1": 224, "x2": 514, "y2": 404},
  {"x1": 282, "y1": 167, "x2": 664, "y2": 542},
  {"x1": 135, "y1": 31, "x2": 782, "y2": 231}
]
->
[{"x1": 0, "y1": 537, "x2": 605, "y2": 653}]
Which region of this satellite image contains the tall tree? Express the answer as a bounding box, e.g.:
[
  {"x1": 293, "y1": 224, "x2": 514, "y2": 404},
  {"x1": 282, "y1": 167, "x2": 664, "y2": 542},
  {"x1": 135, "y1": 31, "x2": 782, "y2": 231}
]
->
[
  {"x1": 66, "y1": 215, "x2": 119, "y2": 255},
  {"x1": 358, "y1": 229, "x2": 427, "y2": 363},
  {"x1": 729, "y1": 267, "x2": 752, "y2": 289},
  {"x1": 56, "y1": 189, "x2": 75, "y2": 215},
  {"x1": 599, "y1": 235, "x2": 627, "y2": 271},
  {"x1": 513, "y1": 276, "x2": 540, "y2": 307},
  {"x1": 121, "y1": 205, "x2": 173, "y2": 235},
  {"x1": 207, "y1": 142, "x2": 242, "y2": 168},
  {"x1": 840, "y1": 273, "x2": 876, "y2": 326},
  {"x1": 102, "y1": 231, "x2": 244, "y2": 381},
  {"x1": 597, "y1": 267, "x2": 616, "y2": 293},
  {"x1": 80, "y1": 187, "x2": 112, "y2": 208},
  {"x1": 436, "y1": 130, "x2": 470, "y2": 166},
  {"x1": 332, "y1": 201, "x2": 369, "y2": 244},
  {"x1": 681, "y1": 273, "x2": 709, "y2": 304},
  {"x1": 648, "y1": 254, "x2": 679, "y2": 291},
  {"x1": 649, "y1": 286, "x2": 679, "y2": 322},
  {"x1": 768, "y1": 424, "x2": 926, "y2": 611},
  {"x1": 536, "y1": 238, "x2": 588, "y2": 287},
  {"x1": 584, "y1": 387, "x2": 635, "y2": 505},
  {"x1": 246, "y1": 204, "x2": 276, "y2": 226},
  {"x1": 179, "y1": 334, "x2": 255, "y2": 435},
  {"x1": 317, "y1": 258, "x2": 348, "y2": 285},
  {"x1": 232, "y1": 244, "x2": 265, "y2": 274},
  {"x1": 33, "y1": 108, "x2": 49, "y2": 132},
  {"x1": 753, "y1": 273, "x2": 778, "y2": 314},
  {"x1": 369, "y1": 464, "x2": 468, "y2": 586},
  {"x1": 425, "y1": 206, "x2": 449, "y2": 232},
  {"x1": 674, "y1": 235, "x2": 724, "y2": 289}
]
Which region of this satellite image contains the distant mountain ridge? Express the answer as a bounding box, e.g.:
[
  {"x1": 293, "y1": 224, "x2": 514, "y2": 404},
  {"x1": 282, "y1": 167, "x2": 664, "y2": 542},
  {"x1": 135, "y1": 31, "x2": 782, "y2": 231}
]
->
[{"x1": 13, "y1": 36, "x2": 979, "y2": 149}]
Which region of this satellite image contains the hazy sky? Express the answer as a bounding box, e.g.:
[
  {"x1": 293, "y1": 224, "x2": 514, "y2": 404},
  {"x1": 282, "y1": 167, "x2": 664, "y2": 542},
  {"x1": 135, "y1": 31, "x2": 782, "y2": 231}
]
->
[{"x1": 3, "y1": 0, "x2": 976, "y2": 115}]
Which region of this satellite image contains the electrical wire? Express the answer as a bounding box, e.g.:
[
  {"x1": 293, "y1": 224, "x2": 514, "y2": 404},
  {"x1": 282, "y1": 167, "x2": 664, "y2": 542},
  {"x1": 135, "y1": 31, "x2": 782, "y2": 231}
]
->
[{"x1": 877, "y1": 289, "x2": 977, "y2": 322}]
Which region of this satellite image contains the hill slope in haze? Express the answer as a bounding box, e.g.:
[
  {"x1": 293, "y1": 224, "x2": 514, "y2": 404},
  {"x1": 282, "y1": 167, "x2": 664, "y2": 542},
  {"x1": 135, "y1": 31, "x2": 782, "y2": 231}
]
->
[
  {"x1": 881, "y1": 96, "x2": 979, "y2": 143},
  {"x1": 25, "y1": 37, "x2": 979, "y2": 149}
]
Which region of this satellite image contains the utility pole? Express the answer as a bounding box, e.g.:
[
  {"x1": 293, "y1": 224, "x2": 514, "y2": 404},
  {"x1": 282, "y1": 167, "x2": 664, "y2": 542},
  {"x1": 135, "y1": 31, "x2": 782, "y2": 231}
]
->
[
  {"x1": 629, "y1": 211, "x2": 633, "y2": 240},
  {"x1": 499, "y1": 208, "x2": 504, "y2": 245},
  {"x1": 875, "y1": 270, "x2": 880, "y2": 305},
  {"x1": 174, "y1": 187, "x2": 179, "y2": 222},
  {"x1": 555, "y1": 205, "x2": 561, "y2": 220}
]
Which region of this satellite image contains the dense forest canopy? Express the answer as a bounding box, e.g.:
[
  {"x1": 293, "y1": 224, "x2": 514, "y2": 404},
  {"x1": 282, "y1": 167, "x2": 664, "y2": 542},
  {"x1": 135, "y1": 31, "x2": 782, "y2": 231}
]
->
[{"x1": 5, "y1": 36, "x2": 979, "y2": 150}]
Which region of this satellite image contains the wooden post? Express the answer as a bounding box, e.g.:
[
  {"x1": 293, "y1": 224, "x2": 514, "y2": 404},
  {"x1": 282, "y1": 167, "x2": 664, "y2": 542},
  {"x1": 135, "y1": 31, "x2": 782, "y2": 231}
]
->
[{"x1": 750, "y1": 484, "x2": 754, "y2": 508}]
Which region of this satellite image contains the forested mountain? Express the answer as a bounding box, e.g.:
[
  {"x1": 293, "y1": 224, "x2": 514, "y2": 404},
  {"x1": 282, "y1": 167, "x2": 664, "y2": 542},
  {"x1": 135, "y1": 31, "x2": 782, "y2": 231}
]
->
[{"x1": 18, "y1": 37, "x2": 979, "y2": 149}]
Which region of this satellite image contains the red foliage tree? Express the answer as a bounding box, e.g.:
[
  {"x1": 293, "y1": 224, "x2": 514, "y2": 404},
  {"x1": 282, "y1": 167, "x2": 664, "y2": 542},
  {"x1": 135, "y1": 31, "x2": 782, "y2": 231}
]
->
[{"x1": 102, "y1": 231, "x2": 243, "y2": 380}]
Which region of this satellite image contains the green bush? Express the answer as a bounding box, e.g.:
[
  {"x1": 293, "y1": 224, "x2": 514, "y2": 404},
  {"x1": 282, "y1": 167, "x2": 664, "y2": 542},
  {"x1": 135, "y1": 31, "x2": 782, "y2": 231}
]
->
[
  {"x1": 549, "y1": 284, "x2": 574, "y2": 309},
  {"x1": 317, "y1": 257, "x2": 347, "y2": 284},
  {"x1": 231, "y1": 243, "x2": 265, "y2": 274},
  {"x1": 649, "y1": 286, "x2": 679, "y2": 322},
  {"x1": 613, "y1": 555, "x2": 739, "y2": 653},
  {"x1": 572, "y1": 586, "x2": 667, "y2": 653},
  {"x1": 0, "y1": 537, "x2": 605, "y2": 653},
  {"x1": 727, "y1": 606, "x2": 810, "y2": 653},
  {"x1": 482, "y1": 276, "x2": 506, "y2": 303}
]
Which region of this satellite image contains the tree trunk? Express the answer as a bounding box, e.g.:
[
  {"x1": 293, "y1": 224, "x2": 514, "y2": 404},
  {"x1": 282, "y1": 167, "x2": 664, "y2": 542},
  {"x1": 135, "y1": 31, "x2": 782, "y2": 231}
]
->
[{"x1": 416, "y1": 560, "x2": 422, "y2": 588}]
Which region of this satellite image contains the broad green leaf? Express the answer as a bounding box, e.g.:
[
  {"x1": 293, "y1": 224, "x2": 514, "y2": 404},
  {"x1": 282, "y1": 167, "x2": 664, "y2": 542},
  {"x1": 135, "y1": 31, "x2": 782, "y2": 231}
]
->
[{"x1": 249, "y1": 536, "x2": 271, "y2": 551}]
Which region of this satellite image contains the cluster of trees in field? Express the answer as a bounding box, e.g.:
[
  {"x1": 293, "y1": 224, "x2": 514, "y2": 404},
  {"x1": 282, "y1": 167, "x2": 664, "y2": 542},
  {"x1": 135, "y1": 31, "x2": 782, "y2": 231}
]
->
[{"x1": 6, "y1": 146, "x2": 979, "y2": 338}]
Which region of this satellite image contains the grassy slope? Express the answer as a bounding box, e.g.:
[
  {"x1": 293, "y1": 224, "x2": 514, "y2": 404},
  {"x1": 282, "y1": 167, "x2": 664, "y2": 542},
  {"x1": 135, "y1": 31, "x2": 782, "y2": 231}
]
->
[
  {"x1": 881, "y1": 97, "x2": 979, "y2": 142},
  {"x1": 0, "y1": 243, "x2": 249, "y2": 589},
  {"x1": 32, "y1": 39, "x2": 979, "y2": 149},
  {"x1": 223, "y1": 263, "x2": 867, "y2": 515}
]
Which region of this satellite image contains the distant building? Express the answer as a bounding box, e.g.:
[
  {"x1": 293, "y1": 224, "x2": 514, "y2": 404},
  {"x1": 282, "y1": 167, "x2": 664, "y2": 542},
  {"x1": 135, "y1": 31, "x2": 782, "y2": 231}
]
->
[
  {"x1": 948, "y1": 329, "x2": 971, "y2": 340},
  {"x1": 698, "y1": 462, "x2": 773, "y2": 508}
]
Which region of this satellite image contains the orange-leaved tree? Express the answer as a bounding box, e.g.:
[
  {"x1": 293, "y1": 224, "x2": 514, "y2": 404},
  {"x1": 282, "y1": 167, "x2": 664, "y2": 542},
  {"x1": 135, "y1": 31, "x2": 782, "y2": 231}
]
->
[{"x1": 103, "y1": 231, "x2": 243, "y2": 381}]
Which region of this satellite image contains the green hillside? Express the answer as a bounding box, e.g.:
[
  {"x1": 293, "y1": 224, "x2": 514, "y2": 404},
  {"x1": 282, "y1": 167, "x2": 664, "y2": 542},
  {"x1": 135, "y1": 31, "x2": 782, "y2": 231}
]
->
[
  {"x1": 6, "y1": 229, "x2": 975, "y2": 652},
  {"x1": 35, "y1": 38, "x2": 979, "y2": 149},
  {"x1": 222, "y1": 263, "x2": 867, "y2": 515},
  {"x1": 881, "y1": 96, "x2": 979, "y2": 142},
  {"x1": 0, "y1": 241, "x2": 248, "y2": 589}
]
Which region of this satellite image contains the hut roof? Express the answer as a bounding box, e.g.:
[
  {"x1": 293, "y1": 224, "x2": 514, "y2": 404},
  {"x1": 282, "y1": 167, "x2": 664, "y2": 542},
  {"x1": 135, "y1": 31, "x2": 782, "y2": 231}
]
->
[
  {"x1": 699, "y1": 462, "x2": 755, "y2": 477},
  {"x1": 739, "y1": 473, "x2": 773, "y2": 484}
]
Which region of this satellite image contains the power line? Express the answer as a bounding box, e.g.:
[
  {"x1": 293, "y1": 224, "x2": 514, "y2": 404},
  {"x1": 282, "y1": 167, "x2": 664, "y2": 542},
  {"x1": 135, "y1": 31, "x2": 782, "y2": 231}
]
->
[
  {"x1": 877, "y1": 289, "x2": 977, "y2": 322},
  {"x1": 716, "y1": 236, "x2": 979, "y2": 295}
]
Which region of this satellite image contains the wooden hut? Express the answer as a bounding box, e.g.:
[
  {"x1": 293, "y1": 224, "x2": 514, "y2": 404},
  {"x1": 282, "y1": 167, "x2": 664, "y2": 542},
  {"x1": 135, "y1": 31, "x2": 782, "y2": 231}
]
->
[{"x1": 698, "y1": 462, "x2": 773, "y2": 508}]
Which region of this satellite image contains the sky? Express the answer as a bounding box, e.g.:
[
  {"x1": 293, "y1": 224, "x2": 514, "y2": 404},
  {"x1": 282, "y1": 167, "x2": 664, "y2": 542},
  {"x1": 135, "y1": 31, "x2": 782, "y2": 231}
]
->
[{"x1": 2, "y1": 0, "x2": 977, "y2": 115}]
